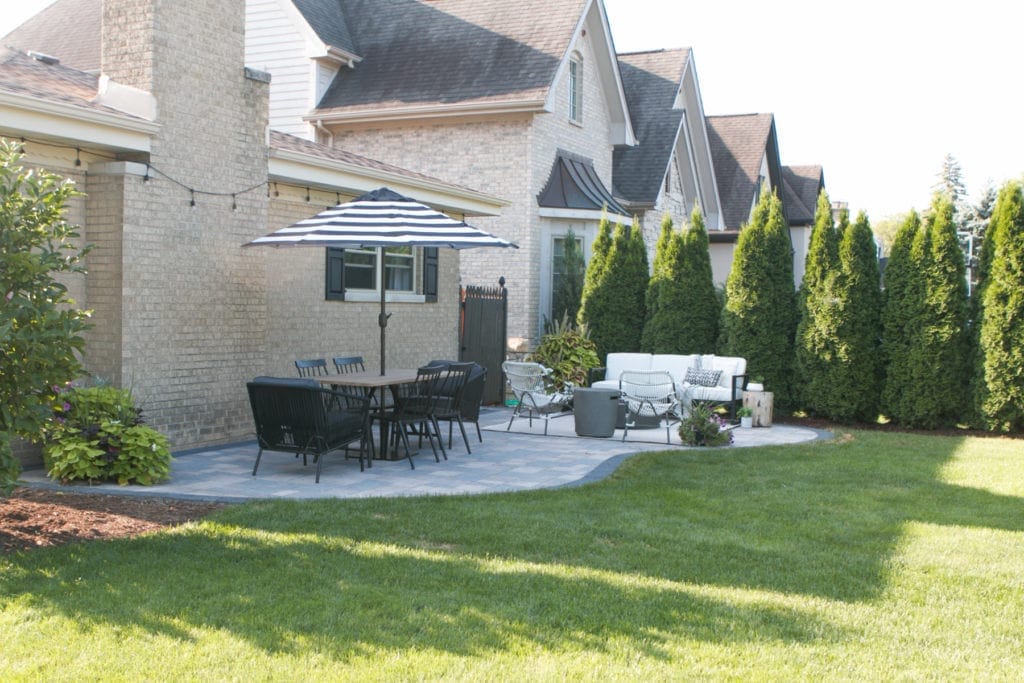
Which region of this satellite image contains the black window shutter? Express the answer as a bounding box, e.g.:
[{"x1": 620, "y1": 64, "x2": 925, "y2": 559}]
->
[
  {"x1": 325, "y1": 247, "x2": 345, "y2": 301},
  {"x1": 423, "y1": 247, "x2": 439, "y2": 302}
]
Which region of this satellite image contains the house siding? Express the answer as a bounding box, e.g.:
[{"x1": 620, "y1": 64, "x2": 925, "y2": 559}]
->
[{"x1": 245, "y1": 0, "x2": 317, "y2": 139}]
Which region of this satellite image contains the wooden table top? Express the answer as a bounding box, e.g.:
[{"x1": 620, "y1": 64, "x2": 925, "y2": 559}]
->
[{"x1": 317, "y1": 369, "x2": 420, "y2": 388}]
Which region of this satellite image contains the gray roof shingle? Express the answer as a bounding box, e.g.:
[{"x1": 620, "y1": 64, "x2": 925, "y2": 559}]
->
[
  {"x1": 612, "y1": 48, "x2": 689, "y2": 207},
  {"x1": 0, "y1": 46, "x2": 139, "y2": 119},
  {"x1": 292, "y1": 0, "x2": 358, "y2": 56},
  {"x1": 314, "y1": 0, "x2": 584, "y2": 113},
  {"x1": 781, "y1": 165, "x2": 824, "y2": 226},
  {"x1": 706, "y1": 113, "x2": 776, "y2": 229},
  {"x1": 1, "y1": 0, "x2": 101, "y2": 73}
]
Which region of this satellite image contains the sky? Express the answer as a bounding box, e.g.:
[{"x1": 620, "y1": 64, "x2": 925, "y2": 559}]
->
[{"x1": 4, "y1": 0, "x2": 1022, "y2": 220}]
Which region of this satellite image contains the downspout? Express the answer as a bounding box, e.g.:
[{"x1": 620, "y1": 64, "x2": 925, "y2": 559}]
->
[{"x1": 315, "y1": 119, "x2": 334, "y2": 147}]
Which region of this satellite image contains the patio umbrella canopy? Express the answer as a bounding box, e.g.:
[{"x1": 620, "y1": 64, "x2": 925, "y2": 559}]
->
[{"x1": 245, "y1": 187, "x2": 516, "y2": 374}]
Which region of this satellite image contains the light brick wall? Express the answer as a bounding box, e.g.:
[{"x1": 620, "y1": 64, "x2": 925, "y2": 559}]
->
[
  {"x1": 330, "y1": 30, "x2": 620, "y2": 345},
  {"x1": 263, "y1": 189, "x2": 461, "y2": 376},
  {"x1": 91, "y1": 0, "x2": 271, "y2": 449}
]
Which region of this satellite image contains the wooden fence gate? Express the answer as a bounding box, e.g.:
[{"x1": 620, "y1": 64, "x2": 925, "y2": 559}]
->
[{"x1": 460, "y1": 279, "x2": 507, "y2": 405}]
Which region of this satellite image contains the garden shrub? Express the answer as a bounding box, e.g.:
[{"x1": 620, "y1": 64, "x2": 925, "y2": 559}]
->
[
  {"x1": 0, "y1": 140, "x2": 92, "y2": 494},
  {"x1": 678, "y1": 403, "x2": 733, "y2": 447},
  {"x1": 43, "y1": 385, "x2": 172, "y2": 485},
  {"x1": 880, "y1": 211, "x2": 923, "y2": 422}
]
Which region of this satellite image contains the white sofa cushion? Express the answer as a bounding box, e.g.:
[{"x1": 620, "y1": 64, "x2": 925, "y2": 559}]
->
[
  {"x1": 651, "y1": 354, "x2": 699, "y2": 381},
  {"x1": 605, "y1": 353, "x2": 652, "y2": 381}
]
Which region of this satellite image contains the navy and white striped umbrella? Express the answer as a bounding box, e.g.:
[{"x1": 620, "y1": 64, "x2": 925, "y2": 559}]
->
[
  {"x1": 247, "y1": 187, "x2": 516, "y2": 250},
  {"x1": 245, "y1": 187, "x2": 517, "y2": 374}
]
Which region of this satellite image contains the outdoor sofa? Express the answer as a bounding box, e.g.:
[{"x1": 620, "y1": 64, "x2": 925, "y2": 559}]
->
[{"x1": 590, "y1": 353, "x2": 748, "y2": 419}]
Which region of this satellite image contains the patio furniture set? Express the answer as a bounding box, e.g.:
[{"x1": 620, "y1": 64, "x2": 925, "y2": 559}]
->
[
  {"x1": 246, "y1": 356, "x2": 486, "y2": 482},
  {"x1": 502, "y1": 352, "x2": 750, "y2": 444}
]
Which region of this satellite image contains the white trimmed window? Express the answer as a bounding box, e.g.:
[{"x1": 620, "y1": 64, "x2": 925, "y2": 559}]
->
[
  {"x1": 568, "y1": 53, "x2": 583, "y2": 124},
  {"x1": 326, "y1": 246, "x2": 438, "y2": 303}
]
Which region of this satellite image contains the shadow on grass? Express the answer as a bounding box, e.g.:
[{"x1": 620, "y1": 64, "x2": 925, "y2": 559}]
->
[{"x1": 3, "y1": 431, "x2": 1022, "y2": 660}]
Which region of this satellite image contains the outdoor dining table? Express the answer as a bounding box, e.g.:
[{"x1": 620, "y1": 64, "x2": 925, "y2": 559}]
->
[{"x1": 318, "y1": 369, "x2": 420, "y2": 460}]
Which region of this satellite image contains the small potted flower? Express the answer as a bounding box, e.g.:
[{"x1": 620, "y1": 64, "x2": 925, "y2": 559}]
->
[{"x1": 737, "y1": 406, "x2": 754, "y2": 429}]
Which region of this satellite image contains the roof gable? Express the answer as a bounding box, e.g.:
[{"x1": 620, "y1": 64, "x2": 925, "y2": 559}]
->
[
  {"x1": 781, "y1": 164, "x2": 824, "y2": 226},
  {"x1": 706, "y1": 113, "x2": 782, "y2": 229},
  {"x1": 613, "y1": 49, "x2": 688, "y2": 205},
  {"x1": 291, "y1": 0, "x2": 359, "y2": 57}
]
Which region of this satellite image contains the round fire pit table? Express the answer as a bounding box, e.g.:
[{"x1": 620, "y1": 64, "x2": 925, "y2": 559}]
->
[{"x1": 572, "y1": 387, "x2": 621, "y2": 437}]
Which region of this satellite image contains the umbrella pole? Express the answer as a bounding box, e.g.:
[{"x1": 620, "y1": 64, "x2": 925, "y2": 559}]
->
[{"x1": 378, "y1": 287, "x2": 390, "y2": 375}]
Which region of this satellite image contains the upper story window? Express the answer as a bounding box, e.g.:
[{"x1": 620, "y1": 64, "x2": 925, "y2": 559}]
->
[{"x1": 568, "y1": 52, "x2": 583, "y2": 124}]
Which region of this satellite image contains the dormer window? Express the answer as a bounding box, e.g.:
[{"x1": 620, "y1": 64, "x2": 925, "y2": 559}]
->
[{"x1": 568, "y1": 52, "x2": 583, "y2": 124}]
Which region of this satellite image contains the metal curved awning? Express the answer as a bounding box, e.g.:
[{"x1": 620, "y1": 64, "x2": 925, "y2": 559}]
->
[{"x1": 537, "y1": 151, "x2": 628, "y2": 216}]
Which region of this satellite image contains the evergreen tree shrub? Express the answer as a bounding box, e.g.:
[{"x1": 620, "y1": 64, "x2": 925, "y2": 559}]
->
[
  {"x1": 673, "y1": 208, "x2": 719, "y2": 353},
  {"x1": 901, "y1": 194, "x2": 970, "y2": 428},
  {"x1": 641, "y1": 214, "x2": 676, "y2": 351},
  {"x1": 833, "y1": 211, "x2": 882, "y2": 422},
  {"x1": 577, "y1": 212, "x2": 613, "y2": 331},
  {"x1": 794, "y1": 191, "x2": 842, "y2": 415},
  {"x1": 880, "y1": 211, "x2": 922, "y2": 422},
  {"x1": 974, "y1": 181, "x2": 1024, "y2": 431},
  {"x1": 721, "y1": 188, "x2": 797, "y2": 408}
]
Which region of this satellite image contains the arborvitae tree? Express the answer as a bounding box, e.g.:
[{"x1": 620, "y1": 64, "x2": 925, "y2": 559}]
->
[
  {"x1": 881, "y1": 211, "x2": 923, "y2": 422},
  {"x1": 794, "y1": 190, "x2": 842, "y2": 415},
  {"x1": 577, "y1": 212, "x2": 613, "y2": 328},
  {"x1": 676, "y1": 208, "x2": 719, "y2": 352},
  {"x1": 903, "y1": 193, "x2": 970, "y2": 428},
  {"x1": 974, "y1": 181, "x2": 1024, "y2": 431},
  {"x1": 641, "y1": 214, "x2": 675, "y2": 350},
  {"x1": 722, "y1": 187, "x2": 797, "y2": 408},
  {"x1": 580, "y1": 219, "x2": 648, "y2": 360},
  {"x1": 551, "y1": 227, "x2": 585, "y2": 326},
  {"x1": 833, "y1": 211, "x2": 882, "y2": 422}
]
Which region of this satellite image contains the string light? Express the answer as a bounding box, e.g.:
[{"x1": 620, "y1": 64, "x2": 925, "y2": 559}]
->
[
  {"x1": 189, "y1": 189, "x2": 196, "y2": 208},
  {"x1": 74, "y1": 148, "x2": 81, "y2": 166}
]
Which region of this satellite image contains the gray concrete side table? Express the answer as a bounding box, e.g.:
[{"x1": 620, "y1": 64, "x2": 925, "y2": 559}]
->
[{"x1": 573, "y1": 387, "x2": 621, "y2": 437}]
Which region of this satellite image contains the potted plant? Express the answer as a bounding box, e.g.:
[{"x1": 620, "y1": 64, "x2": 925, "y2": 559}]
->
[
  {"x1": 747, "y1": 376, "x2": 764, "y2": 392},
  {"x1": 678, "y1": 403, "x2": 734, "y2": 447},
  {"x1": 737, "y1": 406, "x2": 754, "y2": 428}
]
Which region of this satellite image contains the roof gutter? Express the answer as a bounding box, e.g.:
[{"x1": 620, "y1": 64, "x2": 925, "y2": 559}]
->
[{"x1": 307, "y1": 98, "x2": 548, "y2": 126}]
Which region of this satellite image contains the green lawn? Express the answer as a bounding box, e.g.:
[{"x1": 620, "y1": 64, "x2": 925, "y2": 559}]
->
[{"x1": 2, "y1": 430, "x2": 1023, "y2": 680}]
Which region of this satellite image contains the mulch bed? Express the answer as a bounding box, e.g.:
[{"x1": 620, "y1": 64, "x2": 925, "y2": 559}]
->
[{"x1": 1, "y1": 487, "x2": 228, "y2": 554}]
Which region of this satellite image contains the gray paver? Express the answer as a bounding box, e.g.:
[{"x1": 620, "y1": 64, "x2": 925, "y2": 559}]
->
[{"x1": 17, "y1": 407, "x2": 830, "y2": 502}]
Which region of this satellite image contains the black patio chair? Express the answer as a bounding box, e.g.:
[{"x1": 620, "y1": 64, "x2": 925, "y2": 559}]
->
[
  {"x1": 246, "y1": 376, "x2": 371, "y2": 483},
  {"x1": 376, "y1": 366, "x2": 448, "y2": 467},
  {"x1": 295, "y1": 358, "x2": 329, "y2": 377},
  {"x1": 332, "y1": 355, "x2": 366, "y2": 374},
  {"x1": 424, "y1": 360, "x2": 486, "y2": 450}
]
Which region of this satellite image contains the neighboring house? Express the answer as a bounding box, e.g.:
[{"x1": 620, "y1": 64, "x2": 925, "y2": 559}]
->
[
  {"x1": 0, "y1": 0, "x2": 505, "y2": 462},
  {"x1": 705, "y1": 113, "x2": 825, "y2": 286},
  {"x1": 614, "y1": 48, "x2": 724, "y2": 265}
]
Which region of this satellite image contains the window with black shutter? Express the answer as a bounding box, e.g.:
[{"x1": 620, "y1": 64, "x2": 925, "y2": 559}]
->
[
  {"x1": 325, "y1": 247, "x2": 346, "y2": 300},
  {"x1": 423, "y1": 247, "x2": 439, "y2": 302}
]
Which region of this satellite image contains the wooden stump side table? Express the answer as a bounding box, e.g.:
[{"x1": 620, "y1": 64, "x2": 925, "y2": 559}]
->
[{"x1": 742, "y1": 391, "x2": 774, "y2": 427}]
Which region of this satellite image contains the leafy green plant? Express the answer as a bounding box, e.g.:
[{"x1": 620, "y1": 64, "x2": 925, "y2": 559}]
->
[
  {"x1": 42, "y1": 385, "x2": 172, "y2": 485},
  {"x1": 678, "y1": 402, "x2": 734, "y2": 446},
  {"x1": 737, "y1": 406, "x2": 754, "y2": 418},
  {"x1": 528, "y1": 313, "x2": 600, "y2": 389},
  {"x1": 0, "y1": 139, "x2": 92, "y2": 494}
]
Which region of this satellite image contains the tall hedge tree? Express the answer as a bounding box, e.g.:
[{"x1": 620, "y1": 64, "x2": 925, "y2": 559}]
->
[
  {"x1": 794, "y1": 190, "x2": 842, "y2": 415},
  {"x1": 0, "y1": 140, "x2": 92, "y2": 494},
  {"x1": 832, "y1": 211, "x2": 882, "y2": 422},
  {"x1": 675, "y1": 208, "x2": 719, "y2": 352},
  {"x1": 641, "y1": 215, "x2": 681, "y2": 352},
  {"x1": 902, "y1": 194, "x2": 970, "y2": 428},
  {"x1": 880, "y1": 211, "x2": 924, "y2": 422},
  {"x1": 974, "y1": 181, "x2": 1024, "y2": 431},
  {"x1": 577, "y1": 212, "x2": 613, "y2": 329},
  {"x1": 641, "y1": 214, "x2": 676, "y2": 350},
  {"x1": 722, "y1": 188, "x2": 797, "y2": 408},
  {"x1": 579, "y1": 219, "x2": 648, "y2": 361}
]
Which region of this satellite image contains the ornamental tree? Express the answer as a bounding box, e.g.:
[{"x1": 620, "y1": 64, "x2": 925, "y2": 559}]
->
[
  {"x1": 880, "y1": 211, "x2": 924, "y2": 422},
  {"x1": 673, "y1": 208, "x2": 719, "y2": 352},
  {"x1": 0, "y1": 140, "x2": 92, "y2": 494},
  {"x1": 721, "y1": 187, "x2": 797, "y2": 408},
  {"x1": 974, "y1": 180, "x2": 1024, "y2": 431},
  {"x1": 794, "y1": 191, "x2": 842, "y2": 415}
]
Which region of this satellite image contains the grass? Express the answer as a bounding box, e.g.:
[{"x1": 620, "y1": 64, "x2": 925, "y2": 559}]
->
[{"x1": 2, "y1": 430, "x2": 1023, "y2": 680}]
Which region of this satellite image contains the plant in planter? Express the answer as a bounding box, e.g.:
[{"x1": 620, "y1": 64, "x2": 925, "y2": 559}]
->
[
  {"x1": 529, "y1": 313, "x2": 600, "y2": 391},
  {"x1": 737, "y1": 406, "x2": 754, "y2": 428},
  {"x1": 42, "y1": 384, "x2": 172, "y2": 485},
  {"x1": 678, "y1": 402, "x2": 734, "y2": 447}
]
